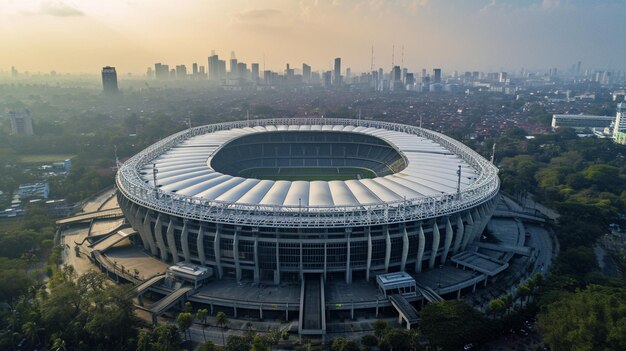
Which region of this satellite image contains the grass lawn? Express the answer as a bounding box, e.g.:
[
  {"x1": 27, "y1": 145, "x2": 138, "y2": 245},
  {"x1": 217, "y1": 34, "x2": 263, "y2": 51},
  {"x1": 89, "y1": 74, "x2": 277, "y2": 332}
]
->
[
  {"x1": 238, "y1": 167, "x2": 377, "y2": 181},
  {"x1": 18, "y1": 154, "x2": 75, "y2": 164}
]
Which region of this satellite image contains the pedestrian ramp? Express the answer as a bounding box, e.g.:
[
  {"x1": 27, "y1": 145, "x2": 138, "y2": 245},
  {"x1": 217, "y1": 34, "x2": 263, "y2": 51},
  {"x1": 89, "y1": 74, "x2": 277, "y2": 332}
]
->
[
  {"x1": 299, "y1": 273, "x2": 326, "y2": 335},
  {"x1": 389, "y1": 294, "x2": 420, "y2": 330},
  {"x1": 90, "y1": 228, "x2": 137, "y2": 252}
]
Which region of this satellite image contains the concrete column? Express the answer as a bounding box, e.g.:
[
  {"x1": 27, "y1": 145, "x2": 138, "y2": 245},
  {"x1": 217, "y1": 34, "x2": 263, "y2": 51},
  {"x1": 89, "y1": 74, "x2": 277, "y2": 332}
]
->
[
  {"x1": 346, "y1": 230, "x2": 352, "y2": 284},
  {"x1": 181, "y1": 220, "x2": 190, "y2": 262},
  {"x1": 197, "y1": 226, "x2": 206, "y2": 265},
  {"x1": 441, "y1": 217, "x2": 453, "y2": 264},
  {"x1": 366, "y1": 227, "x2": 372, "y2": 281},
  {"x1": 384, "y1": 225, "x2": 391, "y2": 272},
  {"x1": 323, "y1": 242, "x2": 328, "y2": 281},
  {"x1": 452, "y1": 215, "x2": 464, "y2": 254},
  {"x1": 400, "y1": 224, "x2": 409, "y2": 272},
  {"x1": 214, "y1": 224, "x2": 223, "y2": 279},
  {"x1": 133, "y1": 206, "x2": 150, "y2": 250},
  {"x1": 166, "y1": 219, "x2": 179, "y2": 264},
  {"x1": 142, "y1": 210, "x2": 158, "y2": 256},
  {"x1": 461, "y1": 211, "x2": 474, "y2": 251},
  {"x1": 253, "y1": 230, "x2": 260, "y2": 283},
  {"x1": 274, "y1": 239, "x2": 280, "y2": 285},
  {"x1": 429, "y1": 221, "x2": 440, "y2": 269},
  {"x1": 299, "y1": 242, "x2": 303, "y2": 281},
  {"x1": 471, "y1": 208, "x2": 482, "y2": 242},
  {"x1": 154, "y1": 215, "x2": 168, "y2": 261},
  {"x1": 234, "y1": 228, "x2": 241, "y2": 281},
  {"x1": 416, "y1": 223, "x2": 425, "y2": 272}
]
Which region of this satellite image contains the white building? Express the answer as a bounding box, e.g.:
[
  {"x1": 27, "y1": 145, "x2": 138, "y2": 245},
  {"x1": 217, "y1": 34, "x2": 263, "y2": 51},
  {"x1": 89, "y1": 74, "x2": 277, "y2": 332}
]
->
[{"x1": 551, "y1": 114, "x2": 615, "y2": 131}]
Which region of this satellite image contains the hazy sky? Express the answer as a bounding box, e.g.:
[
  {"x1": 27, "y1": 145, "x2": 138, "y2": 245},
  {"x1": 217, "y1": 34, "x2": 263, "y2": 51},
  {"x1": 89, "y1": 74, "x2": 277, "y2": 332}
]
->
[{"x1": 2, "y1": 0, "x2": 625, "y2": 75}]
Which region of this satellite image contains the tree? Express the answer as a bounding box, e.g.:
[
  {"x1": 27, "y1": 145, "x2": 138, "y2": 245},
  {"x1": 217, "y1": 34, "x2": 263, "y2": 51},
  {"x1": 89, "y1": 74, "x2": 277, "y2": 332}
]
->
[
  {"x1": 488, "y1": 298, "x2": 506, "y2": 317},
  {"x1": 225, "y1": 335, "x2": 250, "y2": 351},
  {"x1": 250, "y1": 335, "x2": 270, "y2": 351},
  {"x1": 216, "y1": 311, "x2": 229, "y2": 346},
  {"x1": 372, "y1": 319, "x2": 389, "y2": 339},
  {"x1": 360, "y1": 334, "x2": 378, "y2": 351},
  {"x1": 380, "y1": 328, "x2": 414, "y2": 351},
  {"x1": 331, "y1": 337, "x2": 359, "y2": 351},
  {"x1": 194, "y1": 340, "x2": 217, "y2": 351},
  {"x1": 21, "y1": 321, "x2": 40, "y2": 348},
  {"x1": 538, "y1": 285, "x2": 626, "y2": 351},
  {"x1": 421, "y1": 301, "x2": 489, "y2": 351},
  {"x1": 516, "y1": 284, "x2": 532, "y2": 306},
  {"x1": 195, "y1": 308, "x2": 208, "y2": 342},
  {"x1": 177, "y1": 312, "x2": 193, "y2": 342}
]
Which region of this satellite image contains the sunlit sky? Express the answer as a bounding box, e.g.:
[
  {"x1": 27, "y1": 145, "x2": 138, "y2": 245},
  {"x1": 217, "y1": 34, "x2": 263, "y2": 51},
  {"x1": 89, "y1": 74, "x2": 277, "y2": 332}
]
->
[{"x1": 2, "y1": 0, "x2": 625, "y2": 75}]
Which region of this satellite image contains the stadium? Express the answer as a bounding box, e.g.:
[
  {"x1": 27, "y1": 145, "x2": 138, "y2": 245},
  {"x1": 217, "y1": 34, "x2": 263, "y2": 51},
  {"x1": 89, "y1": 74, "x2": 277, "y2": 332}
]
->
[
  {"x1": 114, "y1": 118, "x2": 502, "y2": 331},
  {"x1": 111, "y1": 118, "x2": 508, "y2": 335}
]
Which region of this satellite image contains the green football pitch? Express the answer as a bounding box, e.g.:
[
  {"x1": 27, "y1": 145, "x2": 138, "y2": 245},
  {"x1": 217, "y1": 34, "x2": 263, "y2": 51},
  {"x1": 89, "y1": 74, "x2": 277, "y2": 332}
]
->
[{"x1": 238, "y1": 167, "x2": 377, "y2": 181}]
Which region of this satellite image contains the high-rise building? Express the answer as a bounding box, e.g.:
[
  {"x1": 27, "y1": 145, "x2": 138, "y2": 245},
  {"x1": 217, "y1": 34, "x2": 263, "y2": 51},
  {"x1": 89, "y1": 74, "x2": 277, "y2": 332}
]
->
[
  {"x1": 192, "y1": 63, "x2": 198, "y2": 78},
  {"x1": 390, "y1": 66, "x2": 402, "y2": 91},
  {"x1": 433, "y1": 68, "x2": 442, "y2": 84},
  {"x1": 613, "y1": 103, "x2": 626, "y2": 138},
  {"x1": 230, "y1": 58, "x2": 238, "y2": 78},
  {"x1": 155, "y1": 63, "x2": 170, "y2": 80},
  {"x1": 345, "y1": 68, "x2": 351, "y2": 84},
  {"x1": 302, "y1": 64, "x2": 311, "y2": 83},
  {"x1": 101, "y1": 66, "x2": 119, "y2": 94},
  {"x1": 499, "y1": 72, "x2": 508, "y2": 83},
  {"x1": 9, "y1": 110, "x2": 34, "y2": 135},
  {"x1": 323, "y1": 71, "x2": 332, "y2": 87},
  {"x1": 333, "y1": 58, "x2": 342, "y2": 85},
  {"x1": 208, "y1": 55, "x2": 219, "y2": 81},
  {"x1": 11, "y1": 66, "x2": 18, "y2": 78},
  {"x1": 251, "y1": 63, "x2": 259, "y2": 83},
  {"x1": 175, "y1": 65, "x2": 187, "y2": 79},
  {"x1": 285, "y1": 64, "x2": 294, "y2": 80}
]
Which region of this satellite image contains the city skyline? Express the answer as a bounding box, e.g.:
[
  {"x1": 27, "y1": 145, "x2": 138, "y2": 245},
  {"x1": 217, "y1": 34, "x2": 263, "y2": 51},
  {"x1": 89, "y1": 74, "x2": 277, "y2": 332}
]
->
[{"x1": 2, "y1": 0, "x2": 626, "y2": 75}]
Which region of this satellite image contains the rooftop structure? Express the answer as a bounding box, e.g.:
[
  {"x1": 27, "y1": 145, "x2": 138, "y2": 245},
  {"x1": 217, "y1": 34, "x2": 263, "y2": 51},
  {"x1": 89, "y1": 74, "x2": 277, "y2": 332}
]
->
[{"x1": 551, "y1": 114, "x2": 615, "y2": 131}]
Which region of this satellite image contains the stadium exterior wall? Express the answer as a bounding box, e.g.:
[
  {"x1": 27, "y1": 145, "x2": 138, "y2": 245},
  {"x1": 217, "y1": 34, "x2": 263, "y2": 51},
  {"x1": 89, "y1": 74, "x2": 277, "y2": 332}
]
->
[{"x1": 116, "y1": 118, "x2": 499, "y2": 284}]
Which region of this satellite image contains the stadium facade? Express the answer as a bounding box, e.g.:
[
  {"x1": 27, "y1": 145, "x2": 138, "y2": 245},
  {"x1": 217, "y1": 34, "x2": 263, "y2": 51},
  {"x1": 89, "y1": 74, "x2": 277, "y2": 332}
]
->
[{"x1": 116, "y1": 118, "x2": 499, "y2": 285}]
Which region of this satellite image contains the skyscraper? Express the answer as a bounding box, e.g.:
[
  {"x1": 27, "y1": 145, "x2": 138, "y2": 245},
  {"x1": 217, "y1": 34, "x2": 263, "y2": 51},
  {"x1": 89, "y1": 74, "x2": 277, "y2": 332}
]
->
[
  {"x1": 613, "y1": 103, "x2": 626, "y2": 139},
  {"x1": 251, "y1": 63, "x2": 259, "y2": 83},
  {"x1": 208, "y1": 55, "x2": 219, "y2": 81},
  {"x1": 333, "y1": 58, "x2": 342, "y2": 85},
  {"x1": 175, "y1": 65, "x2": 187, "y2": 79},
  {"x1": 101, "y1": 66, "x2": 119, "y2": 94},
  {"x1": 155, "y1": 63, "x2": 170, "y2": 80},
  {"x1": 192, "y1": 63, "x2": 198, "y2": 78},
  {"x1": 302, "y1": 64, "x2": 311, "y2": 83},
  {"x1": 433, "y1": 68, "x2": 442, "y2": 84},
  {"x1": 9, "y1": 110, "x2": 34, "y2": 135}
]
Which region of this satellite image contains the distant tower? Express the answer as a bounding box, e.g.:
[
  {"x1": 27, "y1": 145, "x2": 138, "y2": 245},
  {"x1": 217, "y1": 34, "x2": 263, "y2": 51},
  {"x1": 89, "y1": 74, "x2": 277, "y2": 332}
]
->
[
  {"x1": 433, "y1": 68, "x2": 442, "y2": 84},
  {"x1": 208, "y1": 55, "x2": 220, "y2": 81},
  {"x1": 251, "y1": 63, "x2": 259, "y2": 83},
  {"x1": 9, "y1": 110, "x2": 34, "y2": 135},
  {"x1": 192, "y1": 63, "x2": 198, "y2": 78},
  {"x1": 302, "y1": 63, "x2": 311, "y2": 83},
  {"x1": 333, "y1": 58, "x2": 342, "y2": 85},
  {"x1": 101, "y1": 66, "x2": 119, "y2": 94},
  {"x1": 613, "y1": 103, "x2": 626, "y2": 140}
]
